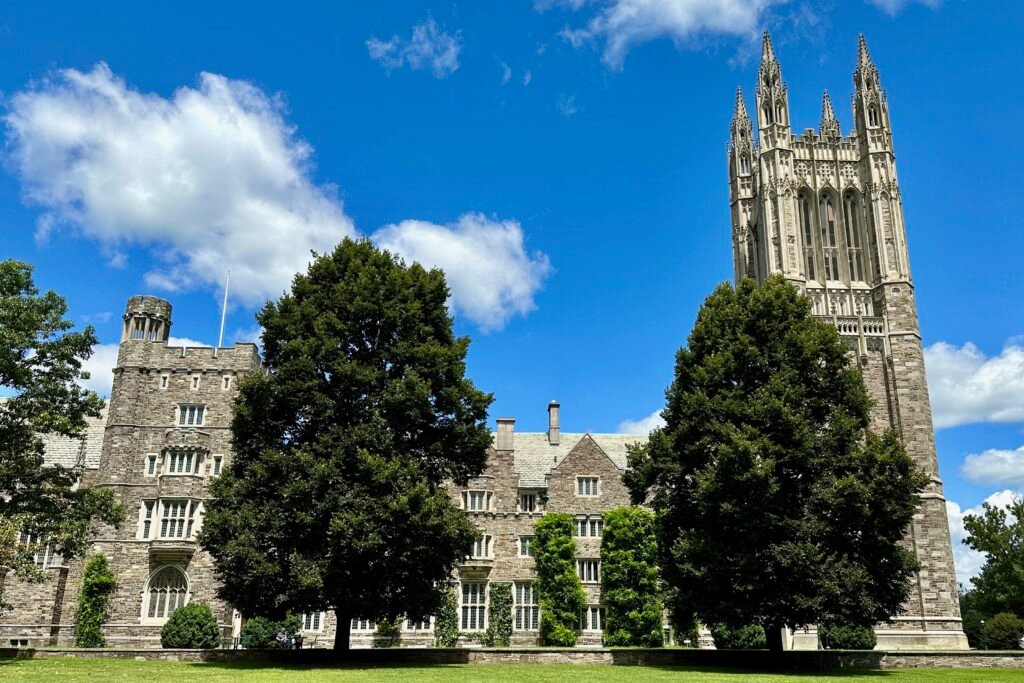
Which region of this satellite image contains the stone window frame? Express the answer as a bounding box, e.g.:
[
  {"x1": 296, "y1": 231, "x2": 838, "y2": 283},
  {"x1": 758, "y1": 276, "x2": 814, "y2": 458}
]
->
[
  {"x1": 211, "y1": 454, "x2": 224, "y2": 477},
  {"x1": 577, "y1": 558, "x2": 601, "y2": 584},
  {"x1": 141, "y1": 565, "x2": 190, "y2": 625},
  {"x1": 145, "y1": 453, "x2": 159, "y2": 477},
  {"x1": 164, "y1": 449, "x2": 205, "y2": 476},
  {"x1": 574, "y1": 515, "x2": 604, "y2": 539},
  {"x1": 176, "y1": 403, "x2": 206, "y2": 427},
  {"x1": 301, "y1": 611, "x2": 325, "y2": 632},
  {"x1": 140, "y1": 498, "x2": 202, "y2": 540},
  {"x1": 159, "y1": 374, "x2": 169, "y2": 390},
  {"x1": 190, "y1": 375, "x2": 201, "y2": 390},
  {"x1": 575, "y1": 476, "x2": 600, "y2": 497},
  {"x1": 514, "y1": 581, "x2": 539, "y2": 631},
  {"x1": 460, "y1": 580, "x2": 488, "y2": 631},
  {"x1": 470, "y1": 534, "x2": 493, "y2": 559},
  {"x1": 351, "y1": 618, "x2": 377, "y2": 631},
  {"x1": 221, "y1": 374, "x2": 232, "y2": 391},
  {"x1": 580, "y1": 605, "x2": 607, "y2": 631},
  {"x1": 518, "y1": 535, "x2": 536, "y2": 557},
  {"x1": 518, "y1": 490, "x2": 538, "y2": 513},
  {"x1": 462, "y1": 489, "x2": 493, "y2": 512},
  {"x1": 404, "y1": 617, "x2": 433, "y2": 632}
]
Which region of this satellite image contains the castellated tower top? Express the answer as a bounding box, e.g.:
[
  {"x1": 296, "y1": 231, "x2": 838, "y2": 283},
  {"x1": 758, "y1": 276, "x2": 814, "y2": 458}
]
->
[{"x1": 120, "y1": 295, "x2": 172, "y2": 343}]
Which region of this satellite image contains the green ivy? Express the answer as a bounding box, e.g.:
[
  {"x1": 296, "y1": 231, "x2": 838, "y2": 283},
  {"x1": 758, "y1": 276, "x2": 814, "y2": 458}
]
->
[
  {"x1": 484, "y1": 582, "x2": 513, "y2": 647},
  {"x1": 73, "y1": 554, "x2": 115, "y2": 648},
  {"x1": 601, "y1": 507, "x2": 664, "y2": 647},
  {"x1": 535, "y1": 513, "x2": 586, "y2": 646},
  {"x1": 434, "y1": 588, "x2": 460, "y2": 647}
]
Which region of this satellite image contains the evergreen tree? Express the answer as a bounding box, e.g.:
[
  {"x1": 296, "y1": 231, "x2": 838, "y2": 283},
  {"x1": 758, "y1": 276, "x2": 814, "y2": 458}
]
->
[
  {"x1": 201, "y1": 239, "x2": 492, "y2": 650},
  {"x1": 625, "y1": 276, "x2": 927, "y2": 652},
  {"x1": 962, "y1": 496, "x2": 1024, "y2": 619},
  {"x1": 0, "y1": 260, "x2": 123, "y2": 611},
  {"x1": 534, "y1": 513, "x2": 586, "y2": 646}
]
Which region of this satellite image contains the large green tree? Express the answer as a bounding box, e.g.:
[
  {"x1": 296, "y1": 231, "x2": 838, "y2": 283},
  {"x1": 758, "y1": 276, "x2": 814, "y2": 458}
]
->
[
  {"x1": 962, "y1": 496, "x2": 1024, "y2": 620},
  {"x1": 625, "y1": 276, "x2": 927, "y2": 652},
  {"x1": 0, "y1": 260, "x2": 123, "y2": 610},
  {"x1": 200, "y1": 238, "x2": 493, "y2": 650}
]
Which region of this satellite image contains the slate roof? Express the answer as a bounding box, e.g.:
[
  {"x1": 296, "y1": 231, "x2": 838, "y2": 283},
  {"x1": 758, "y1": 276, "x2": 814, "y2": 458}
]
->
[
  {"x1": 0, "y1": 398, "x2": 107, "y2": 470},
  {"x1": 505, "y1": 432, "x2": 648, "y2": 487}
]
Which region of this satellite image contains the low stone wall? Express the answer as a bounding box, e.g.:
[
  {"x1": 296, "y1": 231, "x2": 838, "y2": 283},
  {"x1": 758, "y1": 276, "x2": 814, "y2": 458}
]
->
[{"x1": 2, "y1": 647, "x2": 1024, "y2": 669}]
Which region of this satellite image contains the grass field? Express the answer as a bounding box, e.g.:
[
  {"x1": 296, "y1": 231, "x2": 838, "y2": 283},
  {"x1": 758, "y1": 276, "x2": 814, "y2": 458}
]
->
[{"x1": 1, "y1": 660, "x2": 1022, "y2": 682}]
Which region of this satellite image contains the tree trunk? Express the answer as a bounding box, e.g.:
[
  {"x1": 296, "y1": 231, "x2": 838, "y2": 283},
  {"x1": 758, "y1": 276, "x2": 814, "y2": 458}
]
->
[
  {"x1": 333, "y1": 611, "x2": 352, "y2": 651},
  {"x1": 765, "y1": 624, "x2": 785, "y2": 654}
]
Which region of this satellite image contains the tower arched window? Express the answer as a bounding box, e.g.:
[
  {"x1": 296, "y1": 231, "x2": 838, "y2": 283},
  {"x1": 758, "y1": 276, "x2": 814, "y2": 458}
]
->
[
  {"x1": 739, "y1": 154, "x2": 750, "y2": 174},
  {"x1": 143, "y1": 566, "x2": 189, "y2": 622},
  {"x1": 819, "y1": 195, "x2": 840, "y2": 281},
  {"x1": 843, "y1": 192, "x2": 865, "y2": 282},
  {"x1": 798, "y1": 192, "x2": 817, "y2": 282},
  {"x1": 763, "y1": 104, "x2": 773, "y2": 125},
  {"x1": 775, "y1": 102, "x2": 785, "y2": 125},
  {"x1": 868, "y1": 105, "x2": 880, "y2": 127}
]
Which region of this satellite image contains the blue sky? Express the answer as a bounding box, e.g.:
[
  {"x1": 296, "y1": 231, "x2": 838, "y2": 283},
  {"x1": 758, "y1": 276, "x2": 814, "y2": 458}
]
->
[{"x1": 1, "y1": 1, "x2": 1021, "y2": 583}]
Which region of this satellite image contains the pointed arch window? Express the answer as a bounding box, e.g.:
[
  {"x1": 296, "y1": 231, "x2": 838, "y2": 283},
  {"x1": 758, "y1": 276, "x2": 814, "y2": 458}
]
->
[
  {"x1": 819, "y1": 195, "x2": 841, "y2": 281},
  {"x1": 739, "y1": 154, "x2": 750, "y2": 175},
  {"x1": 144, "y1": 566, "x2": 189, "y2": 622},
  {"x1": 868, "y1": 105, "x2": 880, "y2": 127},
  {"x1": 843, "y1": 192, "x2": 865, "y2": 282},
  {"x1": 775, "y1": 102, "x2": 785, "y2": 125},
  {"x1": 798, "y1": 192, "x2": 817, "y2": 282},
  {"x1": 762, "y1": 104, "x2": 773, "y2": 125}
]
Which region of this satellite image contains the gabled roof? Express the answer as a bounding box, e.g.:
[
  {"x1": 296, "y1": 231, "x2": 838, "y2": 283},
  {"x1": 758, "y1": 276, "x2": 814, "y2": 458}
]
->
[
  {"x1": 0, "y1": 397, "x2": 107, "y2": 470},
  {"x1": 503, "y1": 432, "x2": 647, "y2": 487}
]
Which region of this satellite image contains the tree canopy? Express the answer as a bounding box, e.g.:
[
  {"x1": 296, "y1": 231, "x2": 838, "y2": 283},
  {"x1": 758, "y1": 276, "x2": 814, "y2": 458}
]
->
[
  {"x1": 625, "y1": 276, "x2": 927, "y2": 651},
  {"x1": 962, "y1": 496, "x2": 1024, "y2": 620},
  {"x1": 0, "y1": 260, "x2": 122, "y2": 610},
  {"x1": 200, "y1": 238, "x2": 493, "y2": 649}
]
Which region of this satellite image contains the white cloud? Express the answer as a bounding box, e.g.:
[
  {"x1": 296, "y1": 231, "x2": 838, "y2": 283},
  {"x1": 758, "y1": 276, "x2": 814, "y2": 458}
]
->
[
  {"x1": 962, "y1": 446, "x2": 1024, "y2": 487},
  {"x1": 367, "y1": 18, "x2": 461, "y2": 78},
  {"x1": 523, "y1": 70, "x2": 533, "y2": 86},
  {"x1": 551, "y1": 0, "x2": 785, "y2": 68},
  {"x1": 618, "y1": 409, "x2": 665, "y2": 434},
  {"x1": 947, "y1": 490, "x2": 1021, "y2": 585},
  {"x1": 557, "y1": 93, "x2": 579, "y2": 117},
  {"x1": 168, "y1": 336, "x2": 210, "y2": 348},
  {"x1": 865, "y1": 0, "x2": 940, "y2": 16},
  {"x1": 500, "y1": 62, "x2": 512, "y2": 85},
  {"x1": 372, "y1": 214, "x2": 552, "y2": 332},
  {"x1": 925, "y1": 340, "x2": 1024, "y2": 429},
  {"x1": 79, "y1": 343, "x2": 119, "y2": 397},
  {"x1": 4, "y1": 63, "x2": 354, "y2": 307}
]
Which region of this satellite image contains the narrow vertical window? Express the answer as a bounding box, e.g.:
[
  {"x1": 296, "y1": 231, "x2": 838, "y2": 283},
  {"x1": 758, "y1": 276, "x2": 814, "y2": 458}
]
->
[
  {"x1": 141, "y1": 501, "x2": 155, "y2": 539},
  {"x1": 160, "y1": 375, "x2": 169, "y2": 389},
  {"x1": 515, "y1": 582, "x2": 539, "y2": 631},
  {"x1": 212, "y1": 456, "x2": 223, "y2": 476},
  {"x1": 820, "y1": 196, "x2": 840, "y2": 281},
  {"x1": 147, "y1": 455, "x2": 157, "y2": 476},
  {"x1": 519, "y1": 536, "x2": 535, "y2": 557},
  {"x1": 222, "y1": 375, "x2": 231, "y2": 390},
  {"x1": 799, "y1": 193, "x2": 817, "y2": 282},
  {"x1": 460, "y1": 582, "x2": 487, "y2": 631},
  {"x1": 844, "y1": 193, "x2": 865, "y2": 282}
]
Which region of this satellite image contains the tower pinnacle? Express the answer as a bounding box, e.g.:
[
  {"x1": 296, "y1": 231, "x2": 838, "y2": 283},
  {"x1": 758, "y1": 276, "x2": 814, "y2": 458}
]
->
[
  {"x1": 858, "y1": 33, "x2": 873, "y2": 67},
  {"x1": 734, "y1": 86, "x2": 749, "y2": 120},
  {"x1": 820, "y1": 90, "x2": 840, "y2": 138},
  {"x1": 762, "y1": 29, "x2": 776, "y2": 62}
]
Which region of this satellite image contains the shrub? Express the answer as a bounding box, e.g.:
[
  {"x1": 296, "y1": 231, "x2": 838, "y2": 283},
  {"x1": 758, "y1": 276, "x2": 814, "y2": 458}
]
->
[
  {"x1": 373, "y1": 617, "x2": 402, "y2": 648},
  {"x1": 239, "y1": 615, "x2": 280, "y2": 649},
  {"x1": 981, "y1": 612, "x2": 1024, "y2": 650},
  {"x1": 710, "y1": 623, "x2": 766, "y2": 649},
  {"x1": 74, "y1": 554, "x2": 116, "y2": 648},
  {"x1": 535, "y1": 513, "x2": 587, "y2": 646},
  {"x1": 484, "y1": 583, "x2": 513, "y2": 647},
  {"x1": 818, "y1": 623, "x2": 877, "y2": 650},
  {"x1": 601, "y1": 507, "x2": 664, "y2": 647},
  {"x1": 160, "y1": 603, "x2": 221, "y2": 649},
  {"x1": 434, "y1": 589, "x2": 460, "y2": 647}
]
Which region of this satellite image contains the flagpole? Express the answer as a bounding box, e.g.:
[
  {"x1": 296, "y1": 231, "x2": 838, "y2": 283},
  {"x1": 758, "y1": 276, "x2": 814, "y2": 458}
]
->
[{"x1": 216, "y1": 269, "x2": 231, "y2": 356}]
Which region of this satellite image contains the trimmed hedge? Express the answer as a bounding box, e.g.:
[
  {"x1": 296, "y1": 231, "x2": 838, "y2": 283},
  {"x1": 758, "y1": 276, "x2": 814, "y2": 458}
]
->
[
  {"x1": 535, "y1": 513, "x2": 586, "y2": 646},
  {"x1": 74, "y1": 554, "x2": 116, "y2": 648},
  {"x1": 160, "y1": 603, "x2": 221, "y2": 649},
  {"x1": 819, "y1": 623, "x2": 877, "y2": 650},
  {"x1": 710, "y1": 623, "x2": 767, "y2": 649}
]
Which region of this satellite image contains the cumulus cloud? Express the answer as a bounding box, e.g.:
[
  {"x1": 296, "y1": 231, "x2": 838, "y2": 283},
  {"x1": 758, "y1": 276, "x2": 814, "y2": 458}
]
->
[
  {"x1": 550, "y1": 0, "x2": 785, "y2": 68},
  {"x1": 865, "y1": 0, "x2": 940, "y2": 16},
  {"x1": 5, "y1": 65, "x2": 551, "y2": 331},
  {"x1": 962, "y1": 445, "x2": 1024, "y2": 487},
  {"x1": 372, "y1": 214, "x2": 552, "y2": 332},
  {"x1": 618, "y1": 409, "x2": 666, "y2": 434},
  {"x1": 4, "y1": 64, "x2": 354, "y2": 307},
  {"x1": 367, "y1": 18, "x2": 461, "y2": 78},
  {"x1": 947, "y1": 490, "x2": 1021, "y2": 585},
  {"x1": 79, "y1": 343, "x2": 119, "y2": 397},
  {"x1": 925, "y1": 340, "x2": 1024, "y2": 429}
]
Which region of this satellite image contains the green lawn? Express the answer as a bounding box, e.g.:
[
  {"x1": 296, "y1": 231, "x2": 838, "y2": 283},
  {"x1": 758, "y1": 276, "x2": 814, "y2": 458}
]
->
[{"x1": 1, "y1": 660, "x2": 1022, "y2": 682}]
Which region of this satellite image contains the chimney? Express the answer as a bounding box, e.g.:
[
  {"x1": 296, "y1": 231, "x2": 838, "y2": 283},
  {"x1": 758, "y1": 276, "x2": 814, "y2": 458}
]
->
[
  {"x1": 547, "y1": 401, "x2": 560, "y2": 446},
  {"x1": 496, "y1": 417, "x2": 515, "y2": 451}
]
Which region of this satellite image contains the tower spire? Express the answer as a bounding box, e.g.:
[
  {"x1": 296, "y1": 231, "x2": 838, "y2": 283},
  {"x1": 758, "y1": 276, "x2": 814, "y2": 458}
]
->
[
  {"x1": 858, "y1": 33, "x2": 873, "y2": 67},
  {"x1": 762, "y1": 29, "x2": 776, "y2": 63},
  {"x1": 734, "y1": 86, "x2": 749, "y2": 120},
  {"x1": 820, "y1": 90, "x2": 840, "y2": 138}
]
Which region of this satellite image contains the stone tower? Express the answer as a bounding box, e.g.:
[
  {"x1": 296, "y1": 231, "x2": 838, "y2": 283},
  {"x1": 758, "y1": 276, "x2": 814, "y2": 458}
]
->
[
  {"x1": 728, "y1": 33, "x2": 967, "y2": 650},
  {"x1": 89, "y1": 295, "x2": 261, "y2": 645}
]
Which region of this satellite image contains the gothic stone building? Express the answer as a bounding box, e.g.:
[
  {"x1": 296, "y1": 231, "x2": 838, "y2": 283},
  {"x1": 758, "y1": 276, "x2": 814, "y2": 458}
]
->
[
  {"x1": 2, "y1": 33, "x2": 967, "y2": 651},
  {"x1": 727, "y1": 33, "x2": 966, "y2": 649}
]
